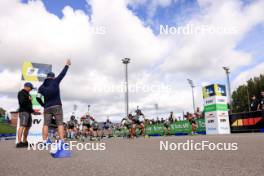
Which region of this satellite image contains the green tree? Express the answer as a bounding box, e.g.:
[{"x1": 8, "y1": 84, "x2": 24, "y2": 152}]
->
[
  {"x1": 232, "y1": 74, "x2": 264, "y2": 113},
  {"x1": 0, "y1": 107, "x2": 6, "y2": 116}
]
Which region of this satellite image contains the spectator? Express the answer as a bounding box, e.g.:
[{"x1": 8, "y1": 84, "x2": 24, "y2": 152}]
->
[
  {"x1": 195, "y1": 107, "x2": 202, "y2": 118},
  {"x1": 156, "y1": 117, "x2": 161, "y2": 124},
  {"x1": 103, "y1": 117, "x2": 113, "y2": 138},
  {"x1": 16, "y1": 82, "x2": 36, "y2": 148},
  {"x1": 169, "y1": 112, "x2": 176, "y2": 122},
  {"x1": 250, "y1": 95, "x2": 259, "y2": 111},
  {"x1": 161, "y1": 118, "x2": 165, "y2": 124},
  {"x1": 163, "y1": 118, "x2": 171, "y2": 136},
  {"x1": 258, "y1": 91, "x2": 264, "y2": 118}
]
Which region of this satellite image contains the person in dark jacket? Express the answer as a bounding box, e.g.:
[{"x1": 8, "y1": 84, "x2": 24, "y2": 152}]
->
[
  {"x1": 258, "y1": 91, "x2": 264, "y2": 118},
  {"x1": 36, "y1": 59, "x2": 71, "y2": 146},
  {"x1": 17, "y1": 82, "x2": 35, "y2": 148},
  {"x1": 258, "y1": 91, "x2": 264, "y2": 110},
  {"x1": 250, "y1": 95, "x2": 259, "y2": 112}
]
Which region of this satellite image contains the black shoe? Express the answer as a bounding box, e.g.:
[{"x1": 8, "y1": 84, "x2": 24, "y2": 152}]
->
[
  {"x1": 22, "y1": 141, "x2": 29, "y2": 147},
  {"x1": 16, "y1": 142, "x2": 24, "y2": 148}
]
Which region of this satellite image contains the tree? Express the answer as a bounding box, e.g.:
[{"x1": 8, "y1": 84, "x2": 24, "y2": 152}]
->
[
  {"x1": 0, "y1": 107, "x2": 6, "y2": 116},
  {"x1": 232, "y1": 74, "x2": 264, "y2": 113}
]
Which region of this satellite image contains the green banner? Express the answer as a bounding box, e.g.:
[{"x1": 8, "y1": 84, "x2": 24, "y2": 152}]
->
[
  {"x1": 204, "y1": 104, "x2": 228, "y2": 112},
  {"x1": 113, "y1": 119, "x2": 205, "y2": 137}
]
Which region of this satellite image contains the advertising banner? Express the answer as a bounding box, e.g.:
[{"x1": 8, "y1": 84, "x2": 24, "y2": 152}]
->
[
  {"x1": 204, "y1": 104, "x2": 228, "y2": 112},
  {"x1": 230, "y1": 111, "x2": 264, "y2": 133},
  {"x1": 205, "y1": 117, "x2": 218, "y2": 134},
  {"x1": 16, "y1": 61, "x2": 52, "y2": 144},
  {"x1": 203, "y1": 84, "x2": 230, "y2": 134},
  {"x1": 202, "y1": 84, "x2": 227, "y2": 98},
  {"x1": 204, "y1": 96, "x2": 227, "y2": 106},
  {"x1": 114, "y1": 119, "x2": 205, "y2": 137}
]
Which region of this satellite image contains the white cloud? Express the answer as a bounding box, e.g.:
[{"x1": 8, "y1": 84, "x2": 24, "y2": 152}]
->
[
  {"x1": 0, "y1": 95, "x2": 18, "y2": 112},
  {"x1": 0, "y1": 0, "x2": 166, "y2": 121},
  {"x1": 160, "y1": 0, "x2": 264, "y2": 80},
  {"x1": 0, "y1": 70, "x2": 20, "y2": 93},
  {"x1": 232, "y1": 62, "x2": 264, "y2": 89},
  {"x1": 0, "y1": 0, "x2": 263, "y2": 121}
]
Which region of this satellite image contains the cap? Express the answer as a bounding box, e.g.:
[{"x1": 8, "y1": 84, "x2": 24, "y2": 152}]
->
[
  {"x1": 24, "y1": 82, "x2": 34, "y2": 89},
  {"x1": 47, "y1": 72, "x2": 55, "y2": 78}
]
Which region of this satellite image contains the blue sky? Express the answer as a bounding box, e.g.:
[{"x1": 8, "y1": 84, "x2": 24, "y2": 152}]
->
[
  {"x1": 128, "y1": 0, "x2": 201, "y2": 31},
  {"x1": 21, "y1": 0, "x2": 92, "y2": 18}
]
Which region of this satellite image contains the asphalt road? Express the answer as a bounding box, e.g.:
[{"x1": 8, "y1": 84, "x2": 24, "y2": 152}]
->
[{"x1": 1, "y1": 133, "x2": 264, "y2": 176}]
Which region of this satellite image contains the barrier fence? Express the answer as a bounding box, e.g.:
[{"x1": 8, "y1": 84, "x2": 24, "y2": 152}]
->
[
  {"x1": 113, "y1": 110, "x2": 264, "y2": 136},
  {"x1": 113, "y1": 119, "x2": 206, "y2": 137},
  {"x1": 2, "y1": 111, "x2": 263, "y2": 140}
]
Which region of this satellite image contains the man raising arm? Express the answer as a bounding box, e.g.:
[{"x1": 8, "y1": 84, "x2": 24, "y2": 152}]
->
[{"x1": 36, "y1": 59, "x2": 71, "y2": 156}]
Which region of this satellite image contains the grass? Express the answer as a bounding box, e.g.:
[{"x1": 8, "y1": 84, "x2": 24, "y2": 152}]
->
[{"x1": 0, "y1": 123, "x2": 16, "y2": 134}]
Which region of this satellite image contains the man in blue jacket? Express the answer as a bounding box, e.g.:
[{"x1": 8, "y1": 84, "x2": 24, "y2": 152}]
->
[{"x1": 37, "y1": 59, "x2": 71, "y2": 152}]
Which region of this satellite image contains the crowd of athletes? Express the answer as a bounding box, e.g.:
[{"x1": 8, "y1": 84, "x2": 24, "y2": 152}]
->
[{"x1": 49, "y1": 107, "x2": 205, "y2": 141}]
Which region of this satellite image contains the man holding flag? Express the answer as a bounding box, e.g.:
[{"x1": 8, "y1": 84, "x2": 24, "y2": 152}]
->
[{"x1": 37, "y1": 59, "x2": 71, "y2": 158}]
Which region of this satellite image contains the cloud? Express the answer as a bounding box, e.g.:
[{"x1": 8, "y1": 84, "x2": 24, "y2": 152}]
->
[
  {"x1": 0, "y1": 0, "x2": 263, "y2": 121},
  {"x1": 160, "y1": 0, "x2": 264, "y2": 80},
  {"x1": 0, "y1": 0, "x2": 166, "y2": 120},
  {"x1": 0, "y1": 69, "x2": 20, "y2": 94},
  {"x1": 0, "y1": 95, "x2": 18, "y2": 113},
  {"x1": 232, "y1": 62, "x2": 264, "y2": 89}
]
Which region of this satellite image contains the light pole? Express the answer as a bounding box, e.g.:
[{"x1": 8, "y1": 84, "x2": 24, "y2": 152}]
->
[
  {"x1": 223, "y1": 67, "x2": 232, "y2": 111},
  {"x1": 73, "y1": 104, "x2": 78, "y2": 115},
  {"x1": 73, "y1": 104, "x2": 78, "y2": 120},
  {"x1": 187, "y1": 79, "x2": 196, "y2": 113},
  {"x1": 154, "y1": 103, "x2": 159, "y2": 118},
  {"x1": 122, "y1": 58, "x2": 130, "y2": 117},
  {"x1": 88, "y1": 104, "x2": 91, "y2": 114}
]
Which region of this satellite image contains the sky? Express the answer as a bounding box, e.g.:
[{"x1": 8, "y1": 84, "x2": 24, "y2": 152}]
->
[{"x1": 0, "y1": 0, "x2": 264, "y2": 122}]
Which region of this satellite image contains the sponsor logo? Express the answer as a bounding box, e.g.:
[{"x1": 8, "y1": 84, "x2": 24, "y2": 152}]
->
[
  {"x1": 217, "y1": 86, "x2": 226, "y2": 94},
  {"x1": 217, "y1": 98, "x2": 226, "y2": 103},
  {"x1": 219, "y1": 112, "x2": 228, "y2": 118},
  {"x1": 205, "y1": 113, "x2": 215, "y2": 118},
  {"x1": 205, "y1": 99, "x2": 214, "y2": 104},
  {"x1": 207, "y1": 127, "x2": 217, "y2": 131},
  {"x1": 231, "y1": 117, "x2": 262, "y2": 127},
  {"x1": 220, "y1": 119, "x2": 227, "y2": 122},
  {"x1": 220, "y1": 127, "x2": 229, "y2": 130},
  {"x1": 207, "y1": 119, "x2": 214, "y2": 123},
  {"x1": 33, "y1": 119, "x2": 41, "y2": 124},
  {"x1": 26, "y1": 68, "x2": 39, "y2": 76}
]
